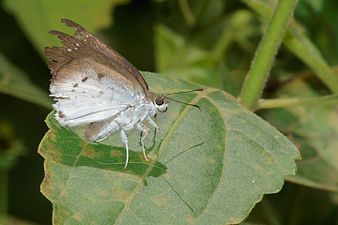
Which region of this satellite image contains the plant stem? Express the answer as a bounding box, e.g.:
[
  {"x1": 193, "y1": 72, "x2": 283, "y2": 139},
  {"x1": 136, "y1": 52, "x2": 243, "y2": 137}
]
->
[
  {"x1": 0, "y1": 168, "x2": 8, "y2": 225},
  {"x1": 242, "y1": 0, "x2": 338, "y2": 94},
  {"x1": 239, "y1": 0, "x2": 298, "y2": 110},
  {"x1": 256, "y1": 94, "x2": 338, "y2": 110}
]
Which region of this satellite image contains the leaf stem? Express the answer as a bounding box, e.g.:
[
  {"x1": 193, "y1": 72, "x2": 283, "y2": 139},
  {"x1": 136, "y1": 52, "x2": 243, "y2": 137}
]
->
[
  {"x1": 239, "y1": 0, "x2": 298, "y2": 110},
  {"x1": 0, "y1": 168, "x2": 8, "y2": 225},
  {"x1": 256, "y1": 94, "x2": 338, "y2": 110}
]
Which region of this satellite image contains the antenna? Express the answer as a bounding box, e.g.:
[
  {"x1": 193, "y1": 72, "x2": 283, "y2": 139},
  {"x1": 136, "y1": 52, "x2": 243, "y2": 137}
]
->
[
  {"x1": 164, "y1": 96, "x2": 201, "y2": 111},
  {"x1": 165, "y1": 88, "x2": 204, "y2": 96}
]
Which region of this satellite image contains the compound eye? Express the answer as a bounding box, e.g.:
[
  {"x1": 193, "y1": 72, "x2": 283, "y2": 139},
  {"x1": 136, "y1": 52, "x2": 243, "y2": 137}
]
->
[{"x1": 155, "y1": 96, "x2": 164, "y2": 106}]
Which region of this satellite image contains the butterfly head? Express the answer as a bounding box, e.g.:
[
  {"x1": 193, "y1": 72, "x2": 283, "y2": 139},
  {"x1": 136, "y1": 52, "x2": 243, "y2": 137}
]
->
[{"x1": 153, "y1": 96, "x2": 168, "y2": 113}]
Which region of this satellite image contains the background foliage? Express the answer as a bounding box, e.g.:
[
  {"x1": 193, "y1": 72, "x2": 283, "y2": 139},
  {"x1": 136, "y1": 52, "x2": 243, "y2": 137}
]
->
[{"x1": 0, "y1": 0, "x2": 337, "y2": 224}]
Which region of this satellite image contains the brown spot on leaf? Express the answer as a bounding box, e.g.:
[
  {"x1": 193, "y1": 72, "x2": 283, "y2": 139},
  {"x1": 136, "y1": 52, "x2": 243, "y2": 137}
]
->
[
  {"x1": 43, "y1": 174, "x2": 50, "y2": 184},
  {"x1": 49, "y1": 148, "x2": 61, "y2": 162},
  {"x1": 228, "y1": 217, "x2": 242, "y2": 224},
  {"x1": 83, "y1": 147, "x2": 96, "y2": 158},
  {"x1": 111, "y1": 150, "x2": 121, "y2": 157},
  {"x1": 81, "y1": 76, "x2": 88, "y2": 82},
  {"x1": 185, "y1": 215, "x2": 194, "y2": 224},
  {"x1": 73, "y1": 213, "x2": 82, "y2": 221},
  {"x1": 46, "y1": 130, "x2": 56, "y2": 140},
  {"x1": 153, "y1": 195, "x2": 166, "y2": 206},
  {"x1": 119, "y1": 191, "x2": 129, "y2": 200}
]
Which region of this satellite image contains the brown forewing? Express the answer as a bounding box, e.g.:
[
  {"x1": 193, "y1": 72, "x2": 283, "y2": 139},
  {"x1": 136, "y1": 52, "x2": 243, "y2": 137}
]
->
[{"x1": 45, "y1": 18, "x2": 149, "y2": 92}]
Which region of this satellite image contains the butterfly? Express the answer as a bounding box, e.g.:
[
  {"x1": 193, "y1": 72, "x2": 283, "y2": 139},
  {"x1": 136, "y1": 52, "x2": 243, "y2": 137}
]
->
[{"x1": 45, "y1": 19, "x2": 169, "y2": 169}]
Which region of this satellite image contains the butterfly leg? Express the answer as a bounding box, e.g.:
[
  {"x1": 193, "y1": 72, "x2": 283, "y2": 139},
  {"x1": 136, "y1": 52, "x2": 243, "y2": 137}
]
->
[
  {"x1": 136, "y1": 123, "x2": 149, "y2": 161},
  {"x1": 120, "y1": 129, "x2": 129, "y2": 169},
  {"x1": 147, "y1": 117, "x2": 161, "y2": 135}
]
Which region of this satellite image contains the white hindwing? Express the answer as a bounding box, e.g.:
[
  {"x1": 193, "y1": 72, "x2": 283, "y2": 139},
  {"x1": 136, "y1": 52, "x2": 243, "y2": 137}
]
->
[{"x1": 50, "y1": 59, "x2": 146, "y2": 127}]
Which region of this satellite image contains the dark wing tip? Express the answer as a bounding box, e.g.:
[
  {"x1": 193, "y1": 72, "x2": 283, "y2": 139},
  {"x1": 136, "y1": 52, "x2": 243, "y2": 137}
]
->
[
  {"x1": 48, "y1": 30, "x2": 74, "y2": 45},
  {"x1": 60, "y1": 18, "x2": 85, "y2": 31},
  {"x1": 48, "y1": 30, "x2": 80, "y2": 48},
  {"x1": 48, "y1": 30, "x2": 65, "y2": 37}
]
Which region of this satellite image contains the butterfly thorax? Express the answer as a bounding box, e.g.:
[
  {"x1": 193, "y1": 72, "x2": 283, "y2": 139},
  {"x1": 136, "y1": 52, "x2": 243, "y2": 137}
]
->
[{"x1": 115, "y1": 99, "x2": 156, "y2": 130}]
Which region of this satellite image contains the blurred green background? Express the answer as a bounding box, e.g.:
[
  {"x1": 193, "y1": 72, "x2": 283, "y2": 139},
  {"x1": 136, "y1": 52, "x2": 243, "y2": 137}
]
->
[{"x1": 0, "y1": 0, "x2": 337, "y2": 224}]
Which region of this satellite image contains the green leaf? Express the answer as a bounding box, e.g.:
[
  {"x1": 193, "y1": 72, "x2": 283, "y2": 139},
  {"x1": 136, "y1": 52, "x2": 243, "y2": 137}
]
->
[
  {"x1": 155, "y1": 24, "x2": 222, "y2": 88},
  {"x1": 0, "y1": 54, "x2": 51, "y2": 108},
  {"x1": 155, "y1": 11, "x2": 258, "y2": 94},
  {"x1": 263, "y1": 78, "x2": 338, "y2": 192},
  {"x1": 2, "y1": 0, "x2": 129, "y2": 55},
  {"x1": 39, "y1": 72, "x2": 299, "y2": 225}
]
